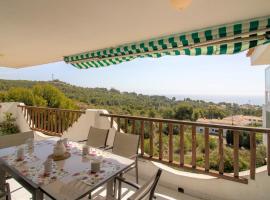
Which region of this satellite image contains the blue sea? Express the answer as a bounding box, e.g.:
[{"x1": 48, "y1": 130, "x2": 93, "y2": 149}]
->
[{"x1": 166, "y1": 95, "x2": 264, "y2": 106}]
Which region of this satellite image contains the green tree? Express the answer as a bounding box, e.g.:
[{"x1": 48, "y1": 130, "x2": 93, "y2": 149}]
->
[
  {"x1": 226, "y1": 130, "x2": 252, "y2": 149},
  {"x1": 33, "y1": 95, "x2": 47, "y2": 107},
  {"x1": 33, "y1": 84, "x2": 76, "y2": 109},
  {"x1": 205, "y1": 105, "x2": 226, "y2": 119},
  {"x1": 0, "y1": 92, "x2": 7, "y2": 102},
  {"x1": 174, "y1": 104, "x2": 193, "y2": 121},
  {"x1": 226, "y1": 130, "x2": 233, "y2": 145},
  {"x1": 162, "y1": 108, "x2": 174, "y2": 119},
  {"x1": 148, "y1": 110, "x2": 156, "y2": 118},
  {"x1": 6, "y1": 87, "x2": 36, "y2": 105}
]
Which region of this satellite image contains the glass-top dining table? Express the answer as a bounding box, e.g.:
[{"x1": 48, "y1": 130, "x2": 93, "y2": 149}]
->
[{"x1": 0, "y1": 138, "x2": 135, "y2": 200}]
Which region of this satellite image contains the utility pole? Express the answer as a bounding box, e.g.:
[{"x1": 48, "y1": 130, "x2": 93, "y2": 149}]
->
[
  {"x1": 231, "y1": 103, "x2": 234, "y2": 125},
  {"x1": 51, "y1": 73, "x2": 54, "y2": 81}
]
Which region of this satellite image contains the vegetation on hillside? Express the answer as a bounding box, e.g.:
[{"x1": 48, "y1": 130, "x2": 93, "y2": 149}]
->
[
  {"x1": 0, "y1": 79, "x2": 266, "y2": 172},
  {"x1": 0, "y1": 79, "x2": 262, "y2": 120},
  {"x1": 0, "y1": 82, "x2": 76, "y2": 109}
]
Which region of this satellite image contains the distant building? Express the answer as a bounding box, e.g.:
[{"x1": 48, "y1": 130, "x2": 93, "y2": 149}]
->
[
  {"x1": 263, "y1": 66, "x2": 270, "y2": 145},
  {"x1": 197, "y1": 115, "x2": 262, "y2": 135}
]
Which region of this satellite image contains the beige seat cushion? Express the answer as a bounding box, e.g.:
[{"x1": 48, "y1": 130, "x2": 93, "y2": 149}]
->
[
  {"x1": 87, "y1": 127, "x2": 109, "y2": 148},
  {"x1": 0, "y1": 131, "x2": 34, "y2": 149},
  {"x1": 112, "y1": 132, "x2": 140, "y2": 158}
]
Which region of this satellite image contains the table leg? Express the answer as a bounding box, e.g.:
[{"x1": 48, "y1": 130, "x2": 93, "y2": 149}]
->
[
  {"x1": 106, "y1": 178, "x2": 114, "y2": 199},
  {"x1": 32, "y1": 189, "x2": 43, "y2": 200},
  {"x1": 0, "y1": 165, "x2": 6, "y2": 191}
]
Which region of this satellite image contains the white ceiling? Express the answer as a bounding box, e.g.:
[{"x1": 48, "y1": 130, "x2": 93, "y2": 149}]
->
[{"x1": 0, "y1": 0, "x2": 270, "y2": 68}]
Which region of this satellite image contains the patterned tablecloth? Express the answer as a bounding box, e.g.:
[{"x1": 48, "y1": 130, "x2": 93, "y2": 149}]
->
[
  {"x1": 0, "y1": 142, "x2": 68, "y2": 186},
  {"x1": 0, "y1": 140, "x2": 129, "y2": 188},
  {"x1": 71, "y1": 158, "x2": 124, "y2": 186}
]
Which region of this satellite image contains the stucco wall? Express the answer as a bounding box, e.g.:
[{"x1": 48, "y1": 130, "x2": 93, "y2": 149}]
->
[
  {"x1": 0, "y1": 102, "x2": 31, "y2": 133},
  {"x1": 262, "y1": 104, "x2": 270, "y2": 146},
  {"x1": 131, "y1": 160, "x2": 270, "y2": 200},
  {"x1": 62, "y1": 109, "x2": 117, "y2": 146}
]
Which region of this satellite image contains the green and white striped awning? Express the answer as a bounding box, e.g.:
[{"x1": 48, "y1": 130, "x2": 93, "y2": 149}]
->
[{"x1": 64, "y1": 16, "x2": 270, "y2": 69}]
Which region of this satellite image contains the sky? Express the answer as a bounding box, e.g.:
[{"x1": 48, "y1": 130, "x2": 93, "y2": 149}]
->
[{"x1": 0, "y1": 52, "x2": 268, "y2": 97}]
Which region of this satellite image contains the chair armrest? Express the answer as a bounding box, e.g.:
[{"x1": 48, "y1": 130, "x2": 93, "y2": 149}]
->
[
  {"x1": 115, "y1": 176, "x2": 140, "y2": 190},
  {"x1": 129, "y1": 154, "x2": 138, "y2": 160},
  {"x1": 96, "y1": 145, "x2": 108, "y2": 150},
  {"x1": 104, "y1": 146, "x2": 113, "y2": 151},
  {"x1": 77, "y1": 139, "x2": 87, "y2": 143}
]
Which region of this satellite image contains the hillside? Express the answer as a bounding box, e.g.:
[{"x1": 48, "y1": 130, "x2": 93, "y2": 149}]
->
[{"x1": 0, "y1": 79, "x2": 262, "y2": 119}]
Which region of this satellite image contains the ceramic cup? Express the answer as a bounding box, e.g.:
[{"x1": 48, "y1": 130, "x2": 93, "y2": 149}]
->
[
  {"x1": 91, "y1": 160, "x2": 101, "y2": 173},
  {"x1": 82, "y1": 145, "x2": 89, "y2": 156},
  {"x1": 44, "y1": 158, "x2": 53, "y2": 175},
  {"x1": 26, "y1": 138, "x2": 34, "y2": 150},
  {"x1": 17, "y1": 147, "x2": 25, "y2": 161}
]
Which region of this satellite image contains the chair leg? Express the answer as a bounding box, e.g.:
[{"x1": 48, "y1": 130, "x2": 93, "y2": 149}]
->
[
  {"x1": 117, "y1": 174, "x2": 123, "y2": 200},
  {"x1": 135, "y1": 158, "x2": 139, "y2": 184},
  {"x1": 5, "y1": 183, "x2": 11, "y2": 200},
  {"x1": 113, "y1": 178, "x2": 117, "y2": 197}
]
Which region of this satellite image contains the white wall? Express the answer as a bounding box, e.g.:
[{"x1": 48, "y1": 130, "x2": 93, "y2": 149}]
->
[
  {"x1": 0, "y1": 104, "x2": 118, "y2": 143},
  {"x1": 132, "y1": 160, "x2": 270, "y2": 200},
  {"x1": 62, "y1": 109, "x2": 117, "y2": 146},
  {"x1": 262, "y1": 104, "x2": 270, "y2": 146},
  {"x1": 0, "y1": 102, "x2": 31, "y2": 133}
]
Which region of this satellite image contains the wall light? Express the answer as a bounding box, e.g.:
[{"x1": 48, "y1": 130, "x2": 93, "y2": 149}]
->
[{"x1": 170, "y1": 0, "x2": 192, "y2": 10}]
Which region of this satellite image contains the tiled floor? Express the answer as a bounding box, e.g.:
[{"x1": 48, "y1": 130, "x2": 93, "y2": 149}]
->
[{"x1": 7, "y1": 176, "x2": 201, "y2": 200}]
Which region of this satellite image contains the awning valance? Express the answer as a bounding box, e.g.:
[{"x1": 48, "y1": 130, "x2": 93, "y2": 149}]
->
[{"x1": 64, "y1": 16, "x2": 270, "y2": 69}]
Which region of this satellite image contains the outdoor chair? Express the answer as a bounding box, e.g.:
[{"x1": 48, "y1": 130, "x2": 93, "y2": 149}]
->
[
  {"x1": 0, "y1": 183, "x2": 11, "y2": 200},
  {"x1": 93, "y1": 169, "x2": 162, "y2": 200},
  {"x1": 0, "y1": 131, "x2": 34, "y2": 149},
  {"x1": 86, "y1": 127, "x2": 109, "y2": 149},
  {"x1": 109, "y1": 131, "x2": 140, "y2": 184},
  {"x1": 0, "y1": 131, "x2": 34, "y2": 183},
  {"x1": 103, "y1": 130, "x2": 140, "y2": 200}
]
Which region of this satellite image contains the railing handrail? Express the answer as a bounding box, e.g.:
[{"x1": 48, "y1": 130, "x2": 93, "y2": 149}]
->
[
  {"x1": 17, "y1": 105, "x2": 85, "y2": 136},
  {"x1": 100, "y1": 112, "x2": 270, "y2": 183},
  {"x1": 100, "y1": 113, "x2": 270, "y2": 134},
  {"x1": 17, "y1": 105, "x2": 85, "y2": 113}
]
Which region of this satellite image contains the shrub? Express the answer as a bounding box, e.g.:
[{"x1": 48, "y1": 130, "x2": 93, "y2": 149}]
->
[
  {"x1": 209, "y1": 147, "x2": 248, "y2": 172},
  {"x1": 209, "y1": 147, "x2": 234, "y2": 172},
  {"x1": 226, "y1": 130, "x2": 260, "y2": 149},
  {"x1": 33, "y1": 84, "x2": 77, "y2": 109},
  {"x1": 6, "y1": 87, "x2": 36, "y2": 106},
  {"x1": 0, "y1": 112, "x2": 20, "y2": 135},
  {"x1": 174, "y1": 103, "x2": 193, "y2": 121},
  {"x1": 256, "y1": 144, "x2": 267, "y2": 167}
]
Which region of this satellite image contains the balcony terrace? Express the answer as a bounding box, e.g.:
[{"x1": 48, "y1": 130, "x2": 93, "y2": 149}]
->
[
  {"x1": 1, "y1": 102, "x2": 270, "y2": 200},
  {"x1": 1, "y1": 1, "x2": 270, "y2": 199}
]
